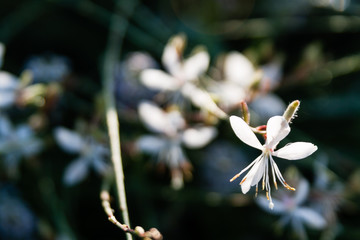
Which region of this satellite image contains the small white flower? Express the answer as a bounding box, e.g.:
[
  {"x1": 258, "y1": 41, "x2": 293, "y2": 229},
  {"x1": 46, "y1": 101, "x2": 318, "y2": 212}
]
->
[
  {"x1": 229, "y1": 115, "x2": 317, "y2": 209},
  {"x1": 257, "y1": 179, "x2": 327, "y2": 240},
  {"x1": 137, "y1": 101, "x2": 217, "y2": 189},
  {"x1": 207, "y1": 51, "x2": 260, "y2": 111},
  {"x1": 139, "y1": 34, "x2": 226, "y2": 118},
  {"x1": 140, "y1": 35, "x2": 209, "y2": 92},
  {"x1": 54, "y1": 127, "x2": 110, "y2": 186},
  {"x1": 224, "y1": 51, "x2": 256, "y2": 88},
  {"x1": 0, "y1": 115, "x2": 43, "y2": 178}
]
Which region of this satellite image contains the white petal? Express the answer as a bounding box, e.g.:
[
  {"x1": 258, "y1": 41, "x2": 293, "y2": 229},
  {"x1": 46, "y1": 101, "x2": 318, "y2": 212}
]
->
[
  {"x1": 63, "y1": 158, "x2": 90, "y2": 186},
  {"x1": 15, "y1": 125, "x2": 33, "y2": 140},
  {"x1": 250, "y1": 158, "x2": 266, "y2": 186},
  {"x1": 54, "y1": 127, "x2": 84, "y2": 153},
  {"x1": 161, "y1": 35, "x2": 184, "y2": 75},
  {"x1": 241, "y1": 157, "x2": 264, "y2": 193},
  {"x1": 273, "y1": 142, "x2": 318, "y2": 160},
  {"x1": 209, "y1": 81, "x2": 246, "y2": 108},
  {"x1": 92, "y1": 157, "x2": 110, "y2": 175},
  {"x1": 140, "y1": 69, "x2": 180, "y2": 91},
  {"x1": 229, "y1": 115, "x2": 262, "y2": 150},
  {"x1": 136, "y1": 135, "x2": 167, "y2": 154},
  {"x1": 294, "y1": 207, "x2": 327, "y2": 229},
  {"x1": 181, "y1": 83, "x2": 227, "y2": 118},
  {"x1": 182, "y1": 50, "x2": 210, "y2": 81},
  {"x1": 224, "y1": 52, "x2": 255, "y2": 87},
  {"x1": 0, "y1": 71, "x2": 19, "y2": 89},
  {"x1": 266, "y1": 116, "x2": 290, "y2": 149},
  {"x1": 0, "y1": 115, "x2": 12, "y2": 136},
  {"x1": 182, "y1": 126, "x2": 217, "y2": 149},
  {"x1": 138, "y1": 101, "x2": 180, "y2": 135}
]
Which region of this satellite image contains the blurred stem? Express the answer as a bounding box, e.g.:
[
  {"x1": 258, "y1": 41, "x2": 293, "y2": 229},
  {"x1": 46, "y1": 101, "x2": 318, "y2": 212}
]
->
[
  {"x1": 0, "y1": 0, "x2": 45, "y2": 43},
  {"x1": 100, "y1": 175, "x2": 163, "y2": 240},
  {"x1": 102, "y1": 0, "x2": 137, "y2": 240},
  {"x1": 50, "y1": 0, "x2": 163, "y2": 56},
  {"x1": 39, "y1": 178, "x2": 76, "y2": 239}
]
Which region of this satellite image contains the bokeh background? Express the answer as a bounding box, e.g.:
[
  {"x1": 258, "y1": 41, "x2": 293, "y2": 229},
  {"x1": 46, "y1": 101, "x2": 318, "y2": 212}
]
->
[{"x1": 1, "y1": 0, "x2": 360, "y2": 239}]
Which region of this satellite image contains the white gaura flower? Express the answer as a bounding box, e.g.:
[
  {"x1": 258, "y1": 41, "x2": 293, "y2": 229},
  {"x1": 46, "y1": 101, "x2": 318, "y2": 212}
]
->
[
  {"x1": 136, "y1": 101, "x2": 217, "y2": 189},
  {"x1": 54, "y1": 127, "x2": 110, "y2": 186},
  {"x1": 140, "y1": 34, "x2": 226, "y2": 118},
  {"x1": 229, "y1": 115, "x2": 317, "y2": 209}
]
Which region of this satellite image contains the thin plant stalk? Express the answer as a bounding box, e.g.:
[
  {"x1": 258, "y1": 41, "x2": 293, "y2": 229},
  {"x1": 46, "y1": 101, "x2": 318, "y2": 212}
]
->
[{"x1": 102, "y1": 0, "x2": 137, "y2": 239}]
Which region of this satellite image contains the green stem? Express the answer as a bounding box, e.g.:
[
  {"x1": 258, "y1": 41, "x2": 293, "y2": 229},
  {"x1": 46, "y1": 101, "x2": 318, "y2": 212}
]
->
[{"x1": 102, "y1": 1, "x2": 137, "y2": 239}]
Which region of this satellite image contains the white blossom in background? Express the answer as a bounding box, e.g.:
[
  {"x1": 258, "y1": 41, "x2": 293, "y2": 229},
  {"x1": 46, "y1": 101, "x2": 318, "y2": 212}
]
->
[
  {"x1": 229, "y1": 115, "x2": 317, "y2": 209},
  {"x1": 208, "y1": 51, "x2": 260, "y2": 110},
  {"x1": 54, "y1": 127, "x2": 110, "y2": 186},
  {"x1": 0, "y1": 115, "x2": 43, "y2": 178},
  {"x1": 256, "y1": 179, "x2": 326, "y2": 240},
  {"x1": 136, "y1": 100, "x2": 217, "y2": 189},
  {"x1": 23, "y1": 54, "x2": 71, "y2": 83},
  {"x1": 140, "y1": 34, "x2": 226, "y2": 118},
  {"x1": 312, "y1": 158, "x2": 344, "y2": 239}
]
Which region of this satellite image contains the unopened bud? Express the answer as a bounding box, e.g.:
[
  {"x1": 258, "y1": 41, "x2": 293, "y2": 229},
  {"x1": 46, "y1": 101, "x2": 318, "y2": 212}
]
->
[
  {"x1": 283, "y1": 100, "x2": 300, "y2": 123},
  {"x1": 148, "y1": 228, "x2": 163, "y2": 240},
  {"x1": 171, "y1": 33, "x2": 186, "y2": 56},
  {"x1": 240, "y1": 101, "x2": 250, "y2": 124},
  {"x1": 134, "y1": 226, "x2": 145, "y2": 235}
]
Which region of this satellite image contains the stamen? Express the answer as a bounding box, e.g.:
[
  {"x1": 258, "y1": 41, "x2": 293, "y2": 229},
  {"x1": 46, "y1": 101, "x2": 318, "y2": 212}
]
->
[
  {"x1": 262, "y1": 177, "x2": 265, "y2": 190},
  {"x1": 266, "y1": 191, "x2": 269, "y2": 200},
  {"x1": 269, "y1": 201, "x2": 274, "y2": 209},
  {"x1": 240, "y1": 177, "x2": 247, "y2": 185},
  {"x1": 284, "y1": 182, "x2": 296, "y2": 191},
  {"x1": 269, "y1": 158, "x2": 278, "y2": 190},
  {"x1": 230, "y1": 173, "x2": 241, "y2": 182},
  {"x1": 229, "y1": 155, "x2": 263, "y2": 183},
  {"x1": 255, "y1": 184, "x2": 258, "y2": 197}
]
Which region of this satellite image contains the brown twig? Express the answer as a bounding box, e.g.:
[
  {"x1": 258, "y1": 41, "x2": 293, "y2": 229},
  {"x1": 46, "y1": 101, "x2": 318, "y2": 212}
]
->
[{"x1": 100, "y1": 181, "x2": 163, "y2": 240}]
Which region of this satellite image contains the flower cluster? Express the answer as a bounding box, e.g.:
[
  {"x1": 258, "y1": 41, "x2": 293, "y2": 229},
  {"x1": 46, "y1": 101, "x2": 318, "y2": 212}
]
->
[{"x1": 0, "y1": 29, "x2": 353, "y2": 240}]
